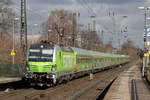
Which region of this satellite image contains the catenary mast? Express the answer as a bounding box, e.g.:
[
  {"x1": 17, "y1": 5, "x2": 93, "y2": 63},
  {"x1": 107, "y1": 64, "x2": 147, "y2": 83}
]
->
[{"x1": 20, "y1": 0, "x2": 27, "y2": 63}]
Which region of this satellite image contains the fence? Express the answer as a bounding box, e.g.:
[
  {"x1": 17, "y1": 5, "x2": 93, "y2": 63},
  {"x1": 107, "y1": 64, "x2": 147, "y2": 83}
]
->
[{"x1": 0, "y1": 64, "x2": 25, "y2": 77}]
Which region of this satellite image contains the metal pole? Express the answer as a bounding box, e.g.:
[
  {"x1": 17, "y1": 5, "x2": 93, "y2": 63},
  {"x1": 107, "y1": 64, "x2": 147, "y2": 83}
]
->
[
  {"x1": 112, "y1": 12, "x2": 116, "y2": 46},
  {"x1": 143, "y1": 57, "x2": 145, "y2": 76},
  {"x1": 138, "y1": 7, "x2": 150, "y2": 76},
  {"x1": 72, "y1": 13, "x2": 76, "y2": 47},
  {"x1": 13, "y1": 20, "x2": 15, "y2": 64},
  {"x1": 90, "y1": 15, "x2": 96, "y2": 50},
  {"x1": 88, "y1": 23, "x2": 91, "y2": 32},
  {"x1": 93, "y1": 18, "x2": 96, "y2": 32},
  {"x1": 101, "y1": 30, "x2": 103, "y2": 42},
  {"x1": 58, "y1": 34, "x2": 60, "y2": 45},
  {"x1": 24, "y1": 0, "x2": 27, "y2": 51},
  {"x1": 146, "y1": 11, "x2": 149, "y2": 65},
  {"x1": 77, "y1": 12, "x2": 80, "y2": 47},
  {"x1": 32, "y1": 28, "x2": 34, "y2": 44},
  {"x1": 93, "y1": 17, "x2": 96, "y2": 51},
  {"x1": 119, "y1": 38, "x2": 121, "y2": 52},
  {"x1": 20, "y1": 0, "x2": 27, "y2": 64},
  {"x1": 142, "y1": 9, "x2": 148, "y2": 77},
  {"x1": 145, "y1": 10, "x2": 148, "y2": 73},
  {"x1": 47, "y1": 31, "x2": 49, "y2": 41}
]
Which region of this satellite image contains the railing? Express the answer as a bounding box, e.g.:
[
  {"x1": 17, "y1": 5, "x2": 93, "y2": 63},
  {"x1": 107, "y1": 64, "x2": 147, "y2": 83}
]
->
[{"x1": 0, "y1": 64, "x2": 25, "y2": 77}]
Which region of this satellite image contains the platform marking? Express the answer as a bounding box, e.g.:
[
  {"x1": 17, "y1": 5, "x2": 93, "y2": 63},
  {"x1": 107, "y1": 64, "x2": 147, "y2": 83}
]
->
[{"x1": 115, "y1": 65, "x2": 137, "y2": 100}]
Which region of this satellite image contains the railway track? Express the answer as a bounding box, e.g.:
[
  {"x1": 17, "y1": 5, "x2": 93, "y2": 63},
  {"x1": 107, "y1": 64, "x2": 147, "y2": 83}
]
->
[
  {"x1": 0, "y1": 62, "x2": 132, "y2": 100},
  {"x1": 0, "y1": 82, "x2": 42, "y2": 100},
  {"x1": 69, "y1": 65, "x2": 126, "y2": 100},
  {"x1": 94, "y1": 77, "x2": 117, "y2": 100},
  {"x1": 131, "y1": 79, "x2": 138, "y2": 100},
  {"x1": 0, "y1": 87, "x2": 53, "y2": 100},
  {"x1": 24, "y1": 65, "x2": 130, "y2": 100}
]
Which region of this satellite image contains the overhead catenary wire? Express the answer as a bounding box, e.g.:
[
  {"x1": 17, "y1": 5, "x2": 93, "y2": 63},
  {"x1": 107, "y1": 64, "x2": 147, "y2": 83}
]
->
[
  {"x1": 12, "y1": 0, "x2": 46, "y2": 20},
  {"x1": 78, "y1": 0, "x2": 114, "y2": 34},
  {"x1": 13, "y1": 0, "x2": 115, "y2": 37},
  {"x1": 78, "y1": 0, "x2": 130, "y2": 47}
]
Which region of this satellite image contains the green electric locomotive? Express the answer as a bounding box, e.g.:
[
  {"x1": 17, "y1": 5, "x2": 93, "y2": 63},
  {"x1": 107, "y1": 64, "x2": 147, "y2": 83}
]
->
[{"x1": 24, "y1": 42, "x2": 130, "y2": 86}]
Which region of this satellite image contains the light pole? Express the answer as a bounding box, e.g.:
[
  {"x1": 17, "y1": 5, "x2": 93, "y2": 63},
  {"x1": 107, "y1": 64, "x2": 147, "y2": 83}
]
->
[
  {"x1": 91, "y1": 15, "x2": 96, "y2": 51},
  {"x1": 12, "y1": 17, "x2": 19, "y2": 64},
  {"x1": 118, "y1": 16, "x2": 127, "y2": 52},
  {"x1": 72, "y1": 13, "x2": 76, "y2": 47},
  {"x1": 32, "y1": 24, "x2": 38, "y2": 44},
  {"x1": 109, "y1": 12, "x2": 116, "y2": 46},
  {"x1": 138, "y1": 6, "x2": 150, "y2": 77},
  {"x1": 78, "y1": 24, "x2": 84, "y2": 48}
]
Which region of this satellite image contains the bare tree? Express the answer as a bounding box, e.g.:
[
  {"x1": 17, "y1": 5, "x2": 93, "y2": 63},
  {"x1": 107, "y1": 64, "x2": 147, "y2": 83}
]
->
[
  {"x1": 0, "y1": 0, "x2": 20, "y2": 64},
  {"x1": 102, "y1": 42, "x2": 113, "y2": 53},
  {"x1": 80, "y1": 29, "x2": 103, "y2": 51},
  {"x1": 121, "y1": 39, "x2": 138, "y2": 60},
  {"x1": 0, "y1": 0, "x2": 15, "y2": 37},
  {"x1": 42, "y1": 9, "x2": 77, "y2": 46},
  {"x1": 41, "y1": 9, "x2": 108, "y2": 52}
]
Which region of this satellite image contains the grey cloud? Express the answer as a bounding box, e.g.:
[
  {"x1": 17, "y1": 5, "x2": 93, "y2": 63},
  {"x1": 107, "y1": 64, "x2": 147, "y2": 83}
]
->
[
  {"x1": 29, "y1": 0, "x2": 73, "y2": 5},
  {"x1": 13, "y1": 0, "x2": 148, "y2": 48},
  {"x1": 76, "y1": 0, "x2": 146, "y2": 5}
]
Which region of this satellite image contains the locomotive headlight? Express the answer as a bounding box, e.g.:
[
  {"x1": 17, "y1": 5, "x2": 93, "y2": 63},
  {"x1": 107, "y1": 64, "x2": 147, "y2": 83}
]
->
[
  {"x1": 26, "y1": 67, "x2": 29, "y2": 71},
  {"x1": 51, "y1": 65, "x2": 57, "y2": 71},
  {"x1": 25, "y1": 72, "x2": 33, "y2": 78}
]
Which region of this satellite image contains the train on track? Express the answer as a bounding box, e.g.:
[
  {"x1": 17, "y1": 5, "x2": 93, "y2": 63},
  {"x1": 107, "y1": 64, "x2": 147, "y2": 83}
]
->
[{"x1": 24, "y1": 41, "x2": 130, "y2": 86}]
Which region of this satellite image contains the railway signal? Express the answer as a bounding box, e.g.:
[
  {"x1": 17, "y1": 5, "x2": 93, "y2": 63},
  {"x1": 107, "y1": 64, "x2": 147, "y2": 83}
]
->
[{"x1": 146, "y1": 28, "x2": 150, "y2": 39}]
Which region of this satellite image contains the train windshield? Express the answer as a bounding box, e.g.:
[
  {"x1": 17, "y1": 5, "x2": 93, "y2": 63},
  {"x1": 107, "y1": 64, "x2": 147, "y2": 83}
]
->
[{"x1": 28, "y1": 49, "x2": 53, "y2": 62}]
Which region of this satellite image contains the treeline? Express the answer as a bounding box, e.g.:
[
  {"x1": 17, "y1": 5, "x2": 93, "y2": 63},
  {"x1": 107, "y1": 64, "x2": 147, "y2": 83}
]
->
[{"x1": 0, "y1": 0, "x2": 22, "y2": 64}]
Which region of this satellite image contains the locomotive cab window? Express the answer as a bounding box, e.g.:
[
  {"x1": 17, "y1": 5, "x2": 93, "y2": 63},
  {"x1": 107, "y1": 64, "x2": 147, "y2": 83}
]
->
[{"x1": 28, "y1": 44, "x2": 54, "y2": 62}]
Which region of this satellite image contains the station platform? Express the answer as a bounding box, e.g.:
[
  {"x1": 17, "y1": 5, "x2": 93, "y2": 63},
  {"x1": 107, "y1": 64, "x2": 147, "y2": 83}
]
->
[
  {"x1": 0, "y1": 77, "x2": 21, "y2": 84},
  {"x1": 104, "y1": 61, "x2": 150, "y2": 100}
]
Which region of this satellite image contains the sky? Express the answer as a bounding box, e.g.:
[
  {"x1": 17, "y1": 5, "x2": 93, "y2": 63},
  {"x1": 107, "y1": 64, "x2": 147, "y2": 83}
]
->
[{"x1": 12, "y1": 0, "x2": 150, "y2": 49}]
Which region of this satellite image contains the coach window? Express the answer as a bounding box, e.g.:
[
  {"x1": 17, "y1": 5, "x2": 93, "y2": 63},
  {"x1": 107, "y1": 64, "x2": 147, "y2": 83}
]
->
[{"x1": 77, "y1": 58, "x2": 80, "y2": 63}]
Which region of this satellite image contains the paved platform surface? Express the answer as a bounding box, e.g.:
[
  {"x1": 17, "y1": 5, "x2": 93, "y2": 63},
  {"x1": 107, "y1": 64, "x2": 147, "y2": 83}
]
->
[
  {"x1": 104, "y1": 61, "x2": 150, "y2": 100},
  {"x1": 0, "y1": 77, "x2": 21, "y2": 84}
]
